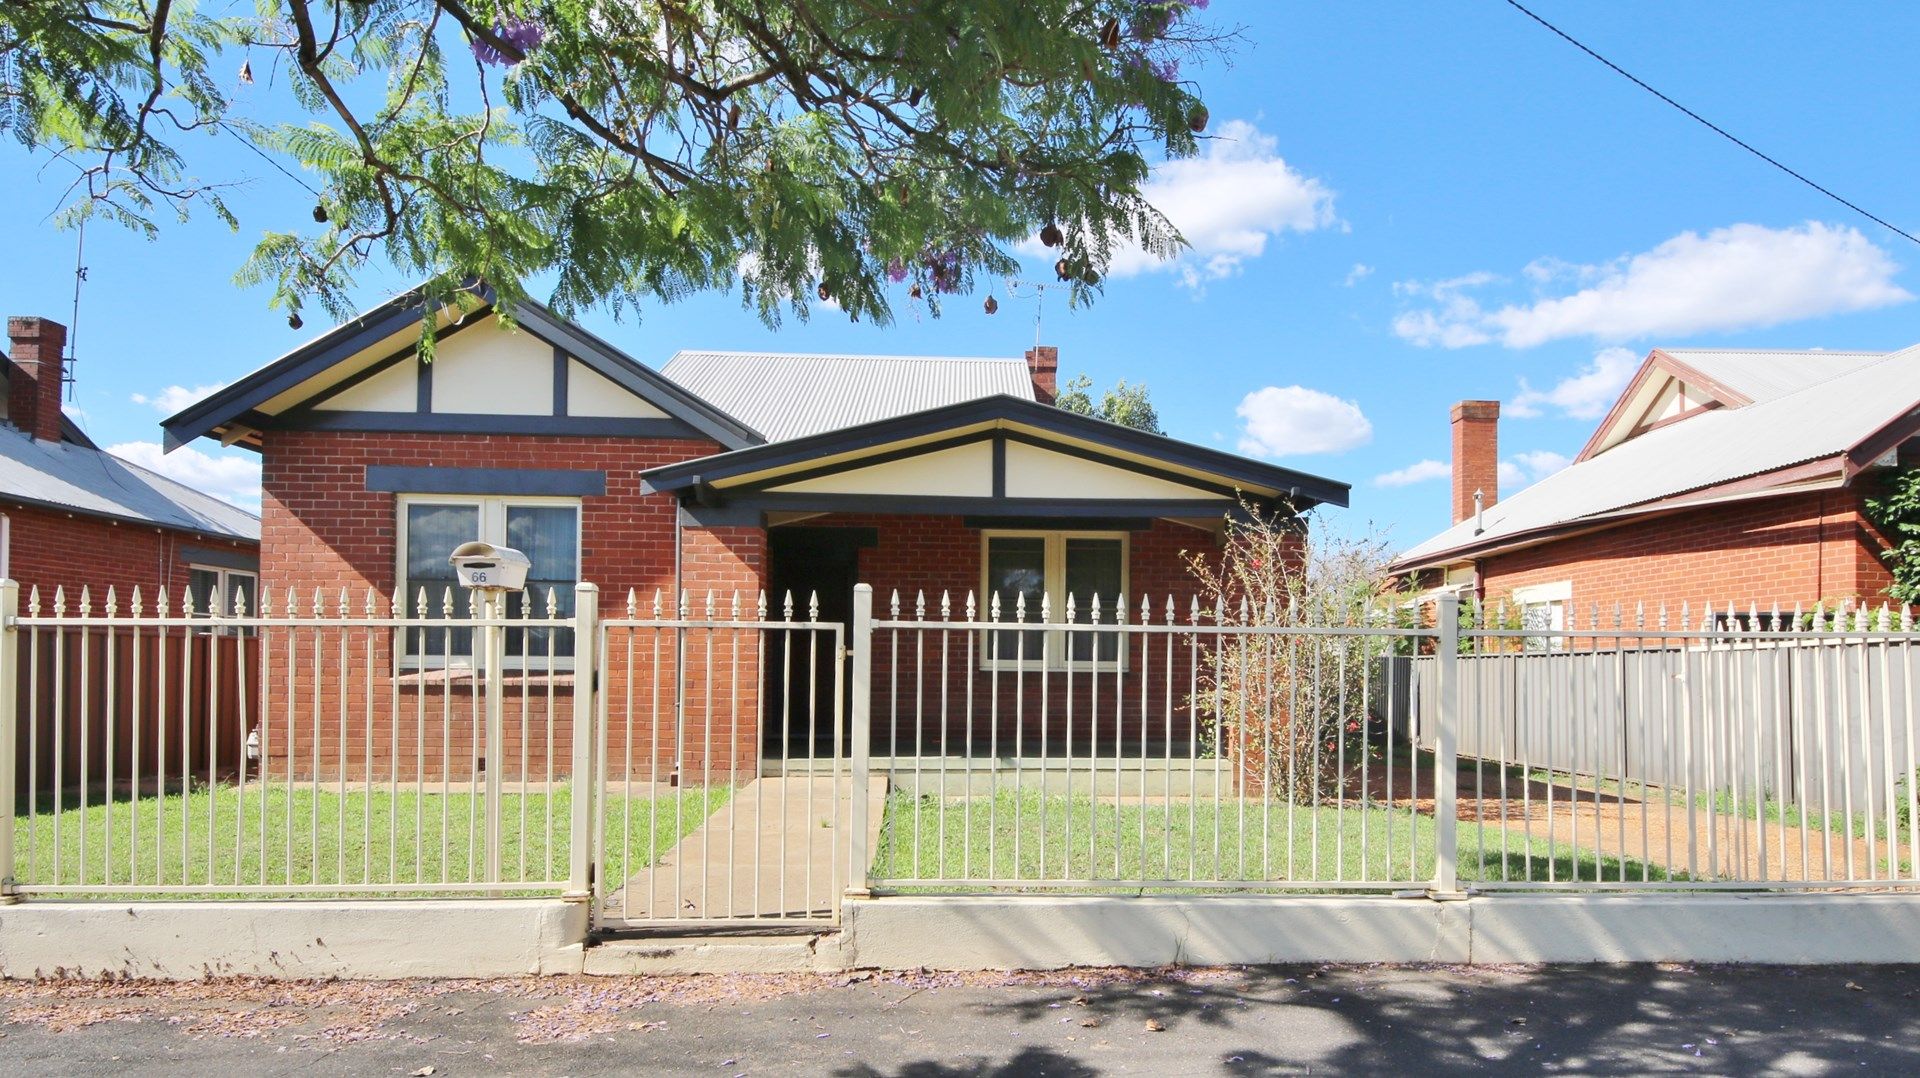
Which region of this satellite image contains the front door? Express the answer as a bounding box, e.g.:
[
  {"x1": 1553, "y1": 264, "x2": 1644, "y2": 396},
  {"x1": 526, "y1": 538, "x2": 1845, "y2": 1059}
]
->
[{"x1": 763, "y1": 527, "x2": 869, "y2": 753}]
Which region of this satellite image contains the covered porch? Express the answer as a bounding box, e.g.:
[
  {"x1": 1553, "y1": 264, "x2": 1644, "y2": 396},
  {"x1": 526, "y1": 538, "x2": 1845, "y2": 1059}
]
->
[{"x1": 643, "y1": 394, "x2": 1349, "y2": 763}]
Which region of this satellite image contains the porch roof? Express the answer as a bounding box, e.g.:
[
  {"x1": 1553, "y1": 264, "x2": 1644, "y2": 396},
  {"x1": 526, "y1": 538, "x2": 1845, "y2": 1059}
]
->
[{"x1": 639, "y1": 394, "x2": 1349, "y2": 523}]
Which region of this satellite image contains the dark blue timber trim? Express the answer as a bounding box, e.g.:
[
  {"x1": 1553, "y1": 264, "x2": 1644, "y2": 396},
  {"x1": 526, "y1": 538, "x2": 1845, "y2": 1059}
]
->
[
  {"x1": 366, "y1": 466, "x2": 608, "y2": 497},
  {"x1": 162, "y1": 285, "x2": 764, "y2": 453},
  {"x1": 962, "y1": 516, "x2": 1160, "y2": 531},
  {"x1": 639, "y1": 394, "x2": 1349, "y2": 508},
  {"x1": 416, "y1": 353, "x2": 434, "y2": 412},
  {"x1": 991, "y1": 436, "x2": 1007, "y2": 498},
  {"x1": 730, "y1": 431, "x2": 995, "y2": 493},
  {"x1": 552, "y1": 345, "x2": 569, "y2": 417},
  {"x1": 279, "y1": 411, "x2": 704, "y2": 439},
  {"x1": 678, "y1": 503, "x2": 763, "y2": 527},
  {"x1": 161, "y1": 284, "x2": 477, "y2": 450},
  {"x1": 180, "y1": 545, "x2": 261, "y2": 571},
  {"x1": 712, "y1": 493, "x2": 1238, "y2": 518}
]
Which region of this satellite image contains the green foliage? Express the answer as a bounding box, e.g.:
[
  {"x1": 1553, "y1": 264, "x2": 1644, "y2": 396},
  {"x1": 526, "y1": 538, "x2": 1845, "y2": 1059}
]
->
[
  {"x1": 1864, "y1": 466, "x2": 1920, "y2": 604},
  {"x1": 1055, "y1": 372, "x2": 1164, "y2": 433},
  {"x1": 3, "y1": 1, "x2": 1233, "y2": 327}
]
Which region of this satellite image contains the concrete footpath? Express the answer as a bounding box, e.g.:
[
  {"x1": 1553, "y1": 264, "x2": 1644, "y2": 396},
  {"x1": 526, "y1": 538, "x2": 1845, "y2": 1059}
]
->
[{"x1": 0, "y1": 963, "x2": 1913, "y2": 1075}]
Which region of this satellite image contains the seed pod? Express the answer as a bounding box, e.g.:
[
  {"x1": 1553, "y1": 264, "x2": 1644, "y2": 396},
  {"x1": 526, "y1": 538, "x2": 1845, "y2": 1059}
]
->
[
  {"x1": 1099, "y1": 16, "x2": 1121, "y2": 50},
  {"x1": 727, "y1": 102, "x2": 741, "y2": 130},
  {"x1": 909, "y1": 283, "x2": 923, "y2": 299},
  {"x1": 1054, "y1": 258, "x2": 1072, "y2": 282},
  {"x1": 908, "y1": 86, "x2": 925, "y2": 108},
  {"x1": 1081, "y1": 267, "x2": 1100, "y2": 286},
  {"x1": 311, "y1": 203, "x2": 328, "y2": 224},
  {"x1": 984, "y1": 295, "x2": 999, "y2": 315},
  {"x1": 1188, "y1": 104, "x2": 1209, "y2": 133},
  {"x1": 817, "y1": 282, "x2": 831, "y2": 302},
  {"x1": 287, "y1": 312, "x2": 304, "y2": 330},
  {"x1": 1039, "y1": 222, "x2": 1063, "y2": 248}
]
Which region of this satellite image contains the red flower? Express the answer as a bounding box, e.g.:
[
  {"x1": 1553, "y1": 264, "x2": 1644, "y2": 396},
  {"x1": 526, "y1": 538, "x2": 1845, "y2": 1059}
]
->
[{"x1": 1346, "y1": 720, "x2": 1360, "y2": 733}]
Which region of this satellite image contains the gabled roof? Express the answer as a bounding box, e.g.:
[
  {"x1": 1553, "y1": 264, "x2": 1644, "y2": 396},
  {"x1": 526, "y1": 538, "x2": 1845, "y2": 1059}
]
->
[
  {"x1": 661, "y1": 350, "x2": 1036, "y2": 442},
  {"x1": 161, "y1": 287, "x2": 759, "y2": 451},
  {"x1": 0, "y1": 425, "x2": 259, "y2": 541},
  {"x1": 642, "y1": 393, "x2": 1350, "y2": 511},
  {"x1": 1395, "y1": 344, "x2": 1920, "y2": 571},
  {"x1": 1658, "y1": 348, "x2": 1888, "y2": 404}
]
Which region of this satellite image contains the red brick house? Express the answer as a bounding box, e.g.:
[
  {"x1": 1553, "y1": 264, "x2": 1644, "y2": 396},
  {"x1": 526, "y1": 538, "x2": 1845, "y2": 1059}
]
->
[
  {"x1": 3, "y1": 315, "x2": 259, "y2": 608},
  {"x1": 162, "y1": 287, "x2": 1348, "y2": 777},
  {"x1": 1392, "y1": 346, "x2": 1919, "y2": 628}
]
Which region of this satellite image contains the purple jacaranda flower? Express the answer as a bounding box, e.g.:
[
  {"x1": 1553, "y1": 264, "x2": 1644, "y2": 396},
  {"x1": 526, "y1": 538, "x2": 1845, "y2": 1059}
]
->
[{"x1": 472, "y1": 18, "x2": 545, "y2": 67}]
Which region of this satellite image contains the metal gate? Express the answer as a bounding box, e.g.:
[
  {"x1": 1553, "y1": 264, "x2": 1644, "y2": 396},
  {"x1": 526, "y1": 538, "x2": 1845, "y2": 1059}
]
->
[{"x1": 593, "y1": 592, "x2": 852, "y2": 927}]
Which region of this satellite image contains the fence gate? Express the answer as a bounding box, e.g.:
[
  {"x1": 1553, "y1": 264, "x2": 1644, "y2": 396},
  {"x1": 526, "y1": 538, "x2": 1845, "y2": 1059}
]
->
[{"x1": 593, "y1": 593, "x2": 851, "y2": 928}]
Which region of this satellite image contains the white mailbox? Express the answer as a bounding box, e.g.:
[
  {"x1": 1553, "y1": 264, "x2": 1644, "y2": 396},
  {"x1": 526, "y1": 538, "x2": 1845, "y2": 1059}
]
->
[{"x1": 448, "y1": 541, "x2": 531, "y2": 592}]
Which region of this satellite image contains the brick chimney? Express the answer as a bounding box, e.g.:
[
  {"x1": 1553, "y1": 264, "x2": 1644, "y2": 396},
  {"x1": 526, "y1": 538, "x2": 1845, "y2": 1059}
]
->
[
  {"x1": 7, "y1": 316, "x2": 68, "y2": 443},
  {"x1": 1450, "y1": 400, "x2": 1499, "y2": 526},
  {"x1": 1024, "y1": 344, "x2": 1058, "y2": 405}
]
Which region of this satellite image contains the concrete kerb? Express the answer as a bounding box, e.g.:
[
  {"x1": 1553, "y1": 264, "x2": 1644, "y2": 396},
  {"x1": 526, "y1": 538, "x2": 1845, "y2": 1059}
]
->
[{"x1": 0, "y1": 899, "x2": 589, "y2": 980}]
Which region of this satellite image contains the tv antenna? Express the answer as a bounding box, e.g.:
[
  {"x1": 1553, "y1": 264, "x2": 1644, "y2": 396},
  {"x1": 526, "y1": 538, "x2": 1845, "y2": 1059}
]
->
[
  {"x1": 66, "y1": 217, "x2": 87, "y2": 401},
  {"x1": 1001, "y1": 278, "x2": 1065, "y2": 346}
]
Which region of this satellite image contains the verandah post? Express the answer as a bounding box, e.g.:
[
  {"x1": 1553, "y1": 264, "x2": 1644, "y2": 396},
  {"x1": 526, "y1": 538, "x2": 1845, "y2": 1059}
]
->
[
  {"x1": 1433, "y1": 594, "x2": 1461, "y2": 895},
  {"x1": 567, "y1": 582, "x2": 599, "y2": 901},
  {"x1": 846, "y1": 583, "x2": 874, "y2": 900},
  {"x1": 0, "y1": 579, "x2": 16, "y2": 900}
]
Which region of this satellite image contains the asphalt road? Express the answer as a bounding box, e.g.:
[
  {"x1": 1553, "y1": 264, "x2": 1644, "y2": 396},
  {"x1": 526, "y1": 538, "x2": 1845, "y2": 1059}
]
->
[{"x1": 0, "y1": 963, "x2": 1912, "y2": 1075}]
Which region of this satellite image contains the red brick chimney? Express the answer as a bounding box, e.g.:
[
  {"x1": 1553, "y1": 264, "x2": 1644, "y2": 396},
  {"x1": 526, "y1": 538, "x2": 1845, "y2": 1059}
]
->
[
  {"x1": 7, "y1": 316, "x2": 68, "y2": 442},
  {"x1": 1024, "y1": 344, "x2": 1058, "y2": 405},
  {"x1": 1451, "y1": 400, "x2": 1499, "y2": 526}
]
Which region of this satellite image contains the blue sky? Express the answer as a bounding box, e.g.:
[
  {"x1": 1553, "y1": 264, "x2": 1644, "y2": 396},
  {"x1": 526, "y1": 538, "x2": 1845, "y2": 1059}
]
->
[{"x1": 6, "y1": 2, "x2": 1920, "y2": 552}]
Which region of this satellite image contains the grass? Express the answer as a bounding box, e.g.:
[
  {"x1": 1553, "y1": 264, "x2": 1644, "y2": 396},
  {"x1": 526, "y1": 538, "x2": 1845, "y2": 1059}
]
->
[
  {"x1": 13, "y1": 783, "x2": 730, "y2": 897},
  {"x1": 870, "y1": 788, "x2": 1680, "y2": 891}
]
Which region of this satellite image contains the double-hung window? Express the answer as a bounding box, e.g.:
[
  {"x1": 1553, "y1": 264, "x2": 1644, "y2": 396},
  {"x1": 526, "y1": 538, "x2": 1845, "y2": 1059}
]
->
[
  {"x1": 980, "y1": 531, "x2": 1128, "y2": 670},
  {"x1": 187, "y1": 565, "x2": 258, "y2": 635},
  {"x1": 1513, "y1": 581, "x2": 1570, "y2": 653},
  {"x1": 398, "y1": 496, "x2": 581, "y2": 665}
]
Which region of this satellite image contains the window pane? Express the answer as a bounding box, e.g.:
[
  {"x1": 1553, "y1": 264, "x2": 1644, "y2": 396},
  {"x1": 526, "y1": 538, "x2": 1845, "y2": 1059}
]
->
[
  {"x1": 187, "y1": 568, "x2": 220, "y2": 615},
  {"x1": 1065, "y1": 539, "x2": 1124, "y2": 662},
  {"x1": 985, "y1": 537, "x2": 1046, "y2": 662},
  {"x1": 229, "y1": 572, "x2": 259, "y2": 636},
  {"x1": 506, "y1": 506, "x2": 580, "y2": 657},
  {"x1": 406, "y1": 503, "x2": 479, "y2": 656}
]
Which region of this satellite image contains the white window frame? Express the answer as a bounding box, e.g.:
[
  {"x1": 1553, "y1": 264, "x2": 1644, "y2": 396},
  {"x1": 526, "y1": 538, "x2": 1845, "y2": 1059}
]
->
[
  {"x1": 395, "y1": 494, "x2": 583, "y2": 669},
  {"x1": 1512, "y1": 581, "x2": 1571, "y2": 652},
  {"x1": 187, "y1": 564, "x2": 258, "y2": 635},
  {"x1": 978, "y1": 529, "x2": 1130, "y2": 672}
]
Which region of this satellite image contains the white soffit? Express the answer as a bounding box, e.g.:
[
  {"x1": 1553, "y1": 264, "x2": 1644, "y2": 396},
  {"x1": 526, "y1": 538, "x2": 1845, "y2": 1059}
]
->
[
  {"x1": 568, "y1": 359, "x2": 668, "y2": 419},
  {"x1": 1002, "y1": 441, "x2": 1222, "y2": 500},
  {"x1": 313, "y1": 357, "x2": 417, "y2": 412}
]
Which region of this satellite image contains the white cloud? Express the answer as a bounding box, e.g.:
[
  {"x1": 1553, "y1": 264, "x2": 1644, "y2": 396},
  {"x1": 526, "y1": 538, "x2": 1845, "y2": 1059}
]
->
[
  {"x1": 1097, "y1": 120, "x2": 1337, "y2": 288},
  {"x1": 1394, "y1": 222, "x2": 1911, "y2": 349},
  {"x1": 1343, "y1": 263, "x2": 1374, "y2": 287},
  {"x1": 107, "y1": 441, "x2": 261, "y2": 511},
  {"x1": 1497, "y1": 450, "x2": 1572, "y2": 492},
  {"x1": 1374, "y1": 459, "x2": 1449, "y2": 487},
  {"x1": 1235, "y1": 385, "x2": 1372, "y2": 457},
  {"x1": 1509, "y1": 346, "x2": 1642, "y2": 420},
  {"x1": 132, "y1": 383, "x2": 229, "y2": 414}
]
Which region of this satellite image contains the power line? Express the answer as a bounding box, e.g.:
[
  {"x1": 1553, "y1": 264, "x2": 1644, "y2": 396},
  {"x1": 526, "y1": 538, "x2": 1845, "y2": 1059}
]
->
[{"x1": 1502, "y1": 0, "x2": 1920, "y2": 247}]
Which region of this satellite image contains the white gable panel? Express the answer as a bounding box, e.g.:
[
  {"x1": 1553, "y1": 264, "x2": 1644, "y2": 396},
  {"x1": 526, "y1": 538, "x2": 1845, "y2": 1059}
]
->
[
  {"x1": 428, "y1": 324, "x2": 554, "y2": 415},
  {"x1": 1003, "y1": 441, "x2": 1222, "y2": 500},
  {"x1": 568, "y1": 359, "x2": 669, "y2": 418},
  {"x1": 771, "y1": 440, "x2": 993, "y2": 496},
  {"x1": 313, "y1": 357, "x2": 418, "y2": 412}
]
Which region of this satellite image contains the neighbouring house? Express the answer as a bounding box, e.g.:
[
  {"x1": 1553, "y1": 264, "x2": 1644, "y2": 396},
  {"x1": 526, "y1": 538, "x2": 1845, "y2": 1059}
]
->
[
  {"x1": 2, "y1": 315, "x2": 259, "y2": 610},
  {"x1": 161, "y1": 286, "x2": 1349, "y2": 780},
  {"x1": 1391, "y1": 346, "x2": 1920, "y2": 629}
]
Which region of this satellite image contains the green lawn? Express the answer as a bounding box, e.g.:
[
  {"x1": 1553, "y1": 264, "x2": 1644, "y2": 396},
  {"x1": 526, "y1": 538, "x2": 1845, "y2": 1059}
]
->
[
  {"x1": 871, "y1": 789, "x2": 1679, "y2": 890},
  {"x1": 13, "y1": 783, "x2": 729, "y2": 897}
]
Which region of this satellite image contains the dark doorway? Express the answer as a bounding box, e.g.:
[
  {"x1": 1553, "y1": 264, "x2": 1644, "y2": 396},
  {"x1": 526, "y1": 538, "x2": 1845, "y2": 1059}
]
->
[{"x1": 763, "y1": 527, "x2": 872, "y2": 754}]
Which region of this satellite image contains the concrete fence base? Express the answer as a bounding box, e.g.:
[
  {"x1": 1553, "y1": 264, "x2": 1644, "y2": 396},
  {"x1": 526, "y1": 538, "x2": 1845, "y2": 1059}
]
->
[
  {"x1": 1, "y1": 892, "x2": 1915, "y2": 979},
  {"x1": 837, "y1": 893, "x2": 1920, "y2": 970},
  {"x1": 0, "y1": 899, "x2": 589, "y2": 979}
]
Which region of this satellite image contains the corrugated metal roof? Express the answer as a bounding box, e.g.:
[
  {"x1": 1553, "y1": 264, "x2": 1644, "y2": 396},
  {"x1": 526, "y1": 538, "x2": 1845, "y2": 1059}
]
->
[
  {"x1": 0, "y1": 426, "x2": 259, "y2": 541},
  {"x1": 660, "y1": 350, "x2": 1036, "y2": 442},
  {"x1": 1396, "y1": 344, "x2": 1920, "y2": 567},
  {"x1": 1662, "y1": 348, "x2": 1888, "y2": 403}
]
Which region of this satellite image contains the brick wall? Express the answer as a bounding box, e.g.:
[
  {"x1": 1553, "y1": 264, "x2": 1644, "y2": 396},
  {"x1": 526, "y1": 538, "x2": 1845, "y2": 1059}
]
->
[
  {"x1": 803, "y1": 513, "x2": 1223, "y2": 754},
  {"x1": 2, "y1": 502, "x2": 257, "y2": 606},
  {"x1": 1450, "y1": 401, "x2": 1500, "y2": 526},
  {"x1": 258, "y1": 430, "x2": 765, "y2": 783},
  {"x1": 1477, "y1": 489, "x2": 1896, "y2": 617}
]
